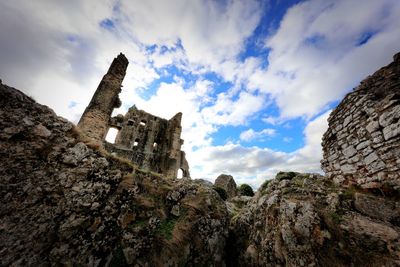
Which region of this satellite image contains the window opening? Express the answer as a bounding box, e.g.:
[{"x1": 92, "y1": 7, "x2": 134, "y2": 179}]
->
[
  {"x1": 133, "y1": 139, "x2": 139, "y2": 147},
  {"x1": 177, "y1": 169, "x2": 184, "y2": 179},
  {"x1": 105, "y1": 128, "x2": 119, "y2": 144}
]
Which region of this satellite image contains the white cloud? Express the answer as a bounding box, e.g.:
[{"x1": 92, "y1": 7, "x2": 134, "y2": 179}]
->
[
  {"x1": 119, "y1": 0, "x2": 262, "y2": 68},
  {"x1": 190, "y1": 111, "x2": 331, "y2": 188},
  {"x1": 201, "y1": 91, "x2": 266, "y2": 126},
  {"x1": 246, "y1": 0, "x2": 400, "y2": 119},
  {"x1": 240, "y1": 128, "x2": 276, "y2": 142},
  {"x1": 283, "y1": 137, "x2": 293, "y2": 143}
]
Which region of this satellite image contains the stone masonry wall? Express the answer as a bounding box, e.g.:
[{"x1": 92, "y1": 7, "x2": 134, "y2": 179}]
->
[
  {"x1": 106, "y1": 106, "x2": 190, "y2": 178},
  {"x1": 321, "y1": 53, "x2": 400, "y2": 190},
  {"x1": 77, "y1": 53, "x2": 128, "y2": 142}
]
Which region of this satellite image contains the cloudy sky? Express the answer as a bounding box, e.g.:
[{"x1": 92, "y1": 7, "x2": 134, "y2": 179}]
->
[{"x1": 1, "y1": 0, "x2": 399, "y2": 188}]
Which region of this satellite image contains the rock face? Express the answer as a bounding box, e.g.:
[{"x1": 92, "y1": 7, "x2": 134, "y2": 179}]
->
[
  {"x1": 78, "y1": 53, "x2": 189, "y2": 179},
  {"x1": 0, "y1": 84, "x2": 228, "y2": 266},
  {"x1": 214, "y1": 174, "x2": 238, "y2": 199},
  {"x1": 230, "y1": 173, "x2": 400, "y2": 266},
  {"x1": 321, "y1": 53, "x2": 400, "y2": 190}
]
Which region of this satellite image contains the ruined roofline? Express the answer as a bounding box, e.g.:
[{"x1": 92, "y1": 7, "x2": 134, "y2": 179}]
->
[{"x1": 126, "y1": 106, "x2": 183, "y2": 123}]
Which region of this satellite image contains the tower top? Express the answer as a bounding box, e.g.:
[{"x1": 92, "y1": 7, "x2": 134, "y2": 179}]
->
[{"x1": 107, "y1": 53, "x2": 129, "y2": 76}]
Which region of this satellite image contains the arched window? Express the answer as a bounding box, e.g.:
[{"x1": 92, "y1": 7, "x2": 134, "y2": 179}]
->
[{"x1": 177, "y1": 169, "x2": 184, "y2": 179}]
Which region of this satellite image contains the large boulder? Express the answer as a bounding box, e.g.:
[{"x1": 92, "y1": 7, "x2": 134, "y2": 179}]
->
[{"x1": 214, "y1": 174, "x2": 238, "y2": 199}]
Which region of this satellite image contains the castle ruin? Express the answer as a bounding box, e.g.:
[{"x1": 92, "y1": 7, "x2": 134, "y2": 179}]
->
[
  {"x1": 78, "y1": 53, "x2": 190, "y2": 178},
  {"x1": 321, "y1": 53, "x2": 400, "y2": 190}
]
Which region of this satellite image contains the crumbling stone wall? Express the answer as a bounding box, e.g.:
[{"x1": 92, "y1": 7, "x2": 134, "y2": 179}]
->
[
  {"x1": 78, "y1": 53, "x2": 189, "y2": 178},
  {"x1": 78, "y1": 53, "x2": 128, "y2": 142},
  {"x1": 321, "y1": 53, "x2": 400, "y2": 190},
  {"x1": 105, "y1": 106, "x2": 190, "y2": 178}
]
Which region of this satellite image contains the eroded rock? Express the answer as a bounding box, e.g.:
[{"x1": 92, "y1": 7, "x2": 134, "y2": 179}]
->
[{"x1": 214, "y1": 174, "x2": 238, "y2": 199}]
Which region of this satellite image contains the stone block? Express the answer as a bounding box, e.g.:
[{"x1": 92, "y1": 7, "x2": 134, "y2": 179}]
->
[
  {"x1": 364, "y1": 152, "x2": 379, "y2": 165},
  {"x1": 365, "y1": 120, "x2": 379, "y2": 133},
  {"x1": 343, "y1": 146, "x2": 357, "y2": 158},
  {"x1": 382, "y1": 121, "x2": 400, "y2": 141}
]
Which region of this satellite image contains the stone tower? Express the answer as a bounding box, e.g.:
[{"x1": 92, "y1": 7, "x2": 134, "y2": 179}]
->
[{"x1": 77, "y1": 53, "x2": 128, "y2": 142}]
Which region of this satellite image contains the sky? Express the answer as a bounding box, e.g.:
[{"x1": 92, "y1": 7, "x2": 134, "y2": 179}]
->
[{"x1": 1, "y1": 0, "x2": 399, "y2": 188}]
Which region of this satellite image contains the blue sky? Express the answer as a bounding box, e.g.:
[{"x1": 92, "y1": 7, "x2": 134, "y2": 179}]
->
[{"x1": 1, "y1": 0, "x2": 399, "y2": 187}]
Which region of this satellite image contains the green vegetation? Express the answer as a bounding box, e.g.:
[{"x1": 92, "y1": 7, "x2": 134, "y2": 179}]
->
[
  {"x1": 260, "y1": 179, "x2": 272, "y2": 192},
  {"x1": 238, "y1": 184, "x2": 254, "y2": 197},
  {"x1": 213, "y1": 186, "x2": 228, "y2": 201},
  {"x1": 158, "y1": 218, "x2": 177, "y2": 240},
  {"x1": 292, "y1": 176, "x2": 305, "y2": 187},
  {"x1": 342, "y1": 186, "x2": 357, "y2": 200},
  {"x1": 329, "y1": 211, "x2": 344, "y2": 224},
  {"x1": 129, "y1": 219, "x2": 147, "y2": 229},
  {"x1": 276, "y1": 171, "x2": 297, "y2": 181}
]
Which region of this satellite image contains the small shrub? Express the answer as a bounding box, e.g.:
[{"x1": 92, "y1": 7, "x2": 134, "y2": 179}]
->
[
  {"x1": 238, "y1": 184, "x2": 254, "y2": 197},
  {"x1": 276, "y1": 171, "x2": 297, "y2": 181},
  {"x1": 260, "y1": 179, "x2": 272, "y2": 192},
  {"x1": 158, "y1": 218, "x2": 177, "y2": 240},
  {"x1": 213, "y1": 186, "x2": 228, "y2": 201}
]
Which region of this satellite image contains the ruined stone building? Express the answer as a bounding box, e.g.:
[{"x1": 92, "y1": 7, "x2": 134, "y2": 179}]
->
[
  {"x1": 78, "y1": 53, "x2": 190, "y2": 178},
  {"x1": 321, "y1": 52, "x2": 400, "y2": 190}
]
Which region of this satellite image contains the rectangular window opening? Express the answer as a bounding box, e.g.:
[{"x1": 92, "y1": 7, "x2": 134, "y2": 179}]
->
[{"x1": 105, "y1": 128, "x2": 119, "y2": 144}]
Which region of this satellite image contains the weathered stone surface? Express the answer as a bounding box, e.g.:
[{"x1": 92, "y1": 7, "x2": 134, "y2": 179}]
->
[
  {"x1": 229, "y1": 172, "x2": 400, "y2": 267},
  {"x1": 106, "y1": 107, "x2": 190, "y2": 179},
  {"x1": 321, "y1": 53, "x2": 400, "y2": 189},
  {"x1": 0, "y1": 84, "x2": 227, "y2": 266},
  {"x1": 78, "y1": 53, "x2": 128, "y2": 142},
  {"x1": 214, "y1": 174, "x2": 238, "y2": 199}
]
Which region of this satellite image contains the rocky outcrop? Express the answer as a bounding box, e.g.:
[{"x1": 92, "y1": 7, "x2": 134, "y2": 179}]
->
[
  {"x1": 214, "y1": 174, "x2": 238, "y2": 199},
  {"x1": 230, "y1": 53, "x2": 400, "y2": 266},
  {"x1": 321, "y1": 53, "x2": 400, "y2": 190},
  {"x1": 230, "y1": 172, "x2": 400, "y2": 266},
  {"x1": 0, "y1": 84, "x2": 228, "y2": 266}
]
